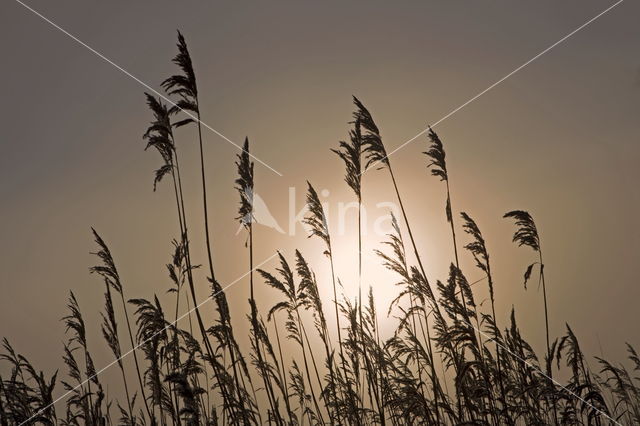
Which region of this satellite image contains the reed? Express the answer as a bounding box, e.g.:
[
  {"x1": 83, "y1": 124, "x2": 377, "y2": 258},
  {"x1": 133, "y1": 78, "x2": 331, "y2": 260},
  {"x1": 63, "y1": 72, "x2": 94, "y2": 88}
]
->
[{"x1": 89, "y1": 230, "x2": 152, "y2": 420}]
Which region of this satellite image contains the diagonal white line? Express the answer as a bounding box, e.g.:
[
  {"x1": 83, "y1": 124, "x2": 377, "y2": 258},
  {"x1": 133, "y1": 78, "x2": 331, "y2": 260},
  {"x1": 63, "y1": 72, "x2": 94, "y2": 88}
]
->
[
  {"x1": 12, "y1": 0, "x2": 283, "y2": 177},
  {"x1": 424, "y1": 274, "x2": 620, "y2": 424},
  {"x1": 362, "y1": 0, "x2": 624, "y2": 175},
  {"x1": 465, "y1": 318, "x2": 621, "y2": 425},
  {"x1": 19, "y1": 252, "x2": 280, "y2": 426}
]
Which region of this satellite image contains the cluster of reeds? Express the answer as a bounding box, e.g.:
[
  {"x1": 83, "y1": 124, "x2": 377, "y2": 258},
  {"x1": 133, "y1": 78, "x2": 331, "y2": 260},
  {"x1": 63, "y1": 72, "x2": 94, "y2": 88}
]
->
[{"x1": 2, "y1": 32, "x2": 638, "y2": 426}]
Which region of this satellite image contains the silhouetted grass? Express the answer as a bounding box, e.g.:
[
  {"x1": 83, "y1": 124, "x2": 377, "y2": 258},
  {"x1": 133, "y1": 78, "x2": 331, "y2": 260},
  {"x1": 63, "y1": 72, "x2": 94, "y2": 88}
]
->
[{"x1": 1, "y1": 32, "x2": 637, "y2": 426}]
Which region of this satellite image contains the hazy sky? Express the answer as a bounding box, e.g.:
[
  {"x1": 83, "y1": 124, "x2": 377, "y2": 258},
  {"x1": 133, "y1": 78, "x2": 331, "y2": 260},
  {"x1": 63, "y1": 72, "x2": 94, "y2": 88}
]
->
[{"x1": 1, "y1": 0, "x2": 638, "y2": 391}]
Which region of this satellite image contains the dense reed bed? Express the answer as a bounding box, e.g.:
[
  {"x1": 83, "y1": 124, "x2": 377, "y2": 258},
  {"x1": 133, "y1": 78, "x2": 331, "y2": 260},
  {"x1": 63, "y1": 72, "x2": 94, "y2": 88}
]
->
[{"x1": 2, "y1": 32, "x2": 638, "y2": 426}]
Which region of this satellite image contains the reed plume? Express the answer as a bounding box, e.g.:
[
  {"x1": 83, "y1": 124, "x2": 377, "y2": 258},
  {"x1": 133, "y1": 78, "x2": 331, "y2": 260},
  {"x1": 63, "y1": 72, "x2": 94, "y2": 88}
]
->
[
  {"x1": 63, "y1": 292, "x2": 107, "y2": 425},
  {"x1": 332, "y1": 117, "x2": 370, "y2": 409},
  {"x1": 161, "y1": 31, "x2": 221, "y2": 382},
  {"x1": 354, "y1": 97, "x2": 431, "y2": 303},
  {"x1": 460, "y1": 212, "x2": 510, "y2": 422},
  {"x1": 89, "y1": 229, "x2": 152, "y2": 420},
  {"x1": 260, "y1": 252, "x2": 325, "y2": 423},
  {"x1": 100, "y1": 276, "x2": 134, "y2": 421},
  {"x1": 503, "y1": 211, "x2": 551, "y2": 360},
  {"x1": 296, "y1": 249, "x2": 341, "y2": 420},
  {"x1": 376, "y1": 213, "x2": 441, "y2": 423},
  {"x1": 424, "y1": 127, "x2": 460, "y2": 269},
  {"x1": 0, "y1": 339, "x2": 59, "y2": 424},
  {"x1": 236, "y1": 138, "x2": 283, "y2": 425},
  {"x1": 152, "y1": 33, "x2": 250, "y2": 420},
  {"x1": 304, "y1": 186, "x2": 344, "y2": 350},
  {"x1": 504, "y1": 209, "x2": 557, "y2": 422},
  {"x1": 305, "y1": 182, "x2": 363, "y2": 424}
]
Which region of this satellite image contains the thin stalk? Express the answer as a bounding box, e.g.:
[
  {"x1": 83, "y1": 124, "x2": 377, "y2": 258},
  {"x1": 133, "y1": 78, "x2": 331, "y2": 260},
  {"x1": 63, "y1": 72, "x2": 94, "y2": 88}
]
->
[
  {"x1": 387, "y1": 163, "x2": 474, "y2": 421},
  {"x1": 488, "y1": 281, "x2": 509, "y2": 424},
  {"x1": 326, "y1": 243, "x2": 359, "y2": 425},
  {"x1": 445, "y1": 180, "x2": 460, "y2": 271},
  {"x1": 172, "y1": 144, "x2": 236, "y2": 421},
  {"x1": 169, "y1": 166, "x2": 184, "y2": 426},
  {"x1": 358, "y1": 200, "x2": 364, "y2": 407},
  {"x1": 249, "y1": 224, "x2": 283, "y2": 426},
  {"x1": 447, "y1": 185, "x2": 495, "y2": 422},
  {"x1": 119, "y1": 292, "x2": 152, "y2": 420},
  {"x1": 326, "y1": 243, "x2": 346, "y2": 373},
  {"x1": 272, "y1": 313, "x2": 294, "y2": 423},
  {"x1": 314, "y1": 299, "x2": 341, "y2": 424},
  {"x1": 538, "y1": 252, "x2": 551, "y2": 373},
  {"x1": 189, "y1": 109, "x2": 220, "y2": 361},
  {"x1": 388, "y1": 165, "x2": 445, "y2": 421},
  {"x1": 297, "y1": 314, "x2": 324, "y2": 424},
  {"x1": 356, "y1": 199, "x2": 379, "y2": 425},
  {"x1": 387, "y1": 166, "x2": 424, "y2": 284},
  {"x1": 301, "y1": 323, "x2": 326, "y2": 418},
  {"x1": 538, "y1": 251, "x2": 557, "y2": 425},
  {"x1": 118, "y1": 349, "x2": 134, "y2": 422},
  {"x1": 173, "y1": 101, "x2": 241, "y2": 420},
  {"x1": 105, "y1": 282, "x2": 134, "y2": 422},
  {"x1": 373, "y1": 307, "x2": 387, "y2": 423}
]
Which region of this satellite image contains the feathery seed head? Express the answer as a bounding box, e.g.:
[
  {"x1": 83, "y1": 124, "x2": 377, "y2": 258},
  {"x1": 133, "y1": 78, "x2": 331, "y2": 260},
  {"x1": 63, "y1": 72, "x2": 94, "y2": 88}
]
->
[
  {"x1": 353, "y1": 96, "x2": 389, "y2": 171},
  {"x1": 304, "y1": 182, "x2": 330, "y2": 250},
  {"x1": 504, "y1": 210, "x2": 540, "y2": 252},
  {"x1": 424, "y1": 127, "x2": 448, "y2": 182},
  {"x1": 235, "y1": 137, "x2": 255, "y2": 228},
  {"x1": 332, "y1": 119, "x2": 362, "y2": 198}
]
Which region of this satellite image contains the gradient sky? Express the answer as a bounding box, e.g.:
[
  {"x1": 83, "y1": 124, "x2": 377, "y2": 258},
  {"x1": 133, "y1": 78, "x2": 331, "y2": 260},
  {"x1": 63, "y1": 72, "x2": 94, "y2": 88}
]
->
[{"x1": 1, "y1": 0, "x2": 639, "y2": 391}]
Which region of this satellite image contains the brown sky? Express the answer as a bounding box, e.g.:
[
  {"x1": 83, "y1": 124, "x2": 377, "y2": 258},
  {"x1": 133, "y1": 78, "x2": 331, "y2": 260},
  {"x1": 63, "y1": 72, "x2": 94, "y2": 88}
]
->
[{"x1": 1, "y1": 0, "x2": 639, "y2": 394}]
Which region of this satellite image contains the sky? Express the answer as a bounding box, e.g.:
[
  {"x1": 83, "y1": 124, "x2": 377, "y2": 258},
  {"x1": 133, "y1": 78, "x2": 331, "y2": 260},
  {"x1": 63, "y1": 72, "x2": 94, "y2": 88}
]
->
[{"x1": 1, "y1": 0, "x2": 639, "y2": 396}]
